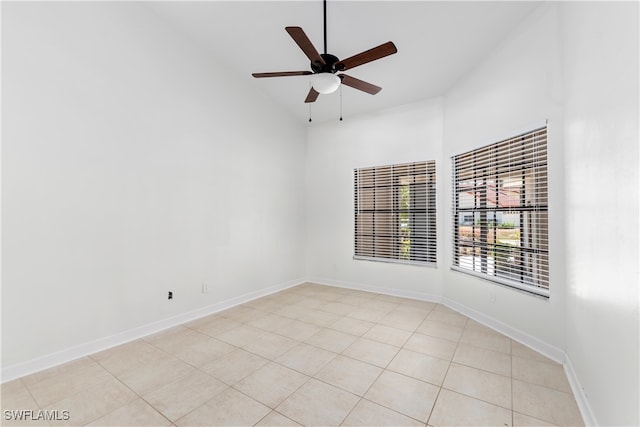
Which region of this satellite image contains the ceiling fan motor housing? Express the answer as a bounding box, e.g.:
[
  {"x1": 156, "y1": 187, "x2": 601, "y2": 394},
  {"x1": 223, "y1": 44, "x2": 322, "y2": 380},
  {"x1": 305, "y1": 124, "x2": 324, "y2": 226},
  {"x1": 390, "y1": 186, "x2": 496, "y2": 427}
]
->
[{"x1": 312, "y1": 53, "x2": 343, "y2": 74}]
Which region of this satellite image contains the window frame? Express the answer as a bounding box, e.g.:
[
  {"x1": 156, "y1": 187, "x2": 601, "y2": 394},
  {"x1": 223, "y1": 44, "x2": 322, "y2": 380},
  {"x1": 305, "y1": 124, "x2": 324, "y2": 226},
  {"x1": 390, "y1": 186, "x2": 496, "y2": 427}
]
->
[
  {"x1": 354, "y1": 160, "x2": 437, "y2": 266},
  {"x1": 451, "y1": 125, "x2": 549, "y2": 297}
]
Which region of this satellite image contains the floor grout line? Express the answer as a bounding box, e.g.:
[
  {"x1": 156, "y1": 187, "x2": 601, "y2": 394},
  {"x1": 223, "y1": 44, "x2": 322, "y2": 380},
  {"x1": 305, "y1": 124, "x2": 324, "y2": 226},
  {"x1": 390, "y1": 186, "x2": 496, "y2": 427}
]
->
[{"x1": 5, "y1": 284, "x2": 583, "y2": 426}]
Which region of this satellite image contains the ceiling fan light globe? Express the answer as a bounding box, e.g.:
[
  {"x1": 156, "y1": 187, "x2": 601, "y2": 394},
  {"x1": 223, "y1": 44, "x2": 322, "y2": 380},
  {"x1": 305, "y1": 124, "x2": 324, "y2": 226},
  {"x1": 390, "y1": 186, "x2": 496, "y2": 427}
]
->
[{"x1": 312, "y1": 73, "x2": 341, "y2": 94}]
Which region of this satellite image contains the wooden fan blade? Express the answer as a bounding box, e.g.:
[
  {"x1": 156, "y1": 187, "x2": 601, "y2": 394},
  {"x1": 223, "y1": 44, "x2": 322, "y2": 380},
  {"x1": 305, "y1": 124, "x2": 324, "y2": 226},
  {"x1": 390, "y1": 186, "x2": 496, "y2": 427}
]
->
[
  {"x1": 252, "y1": 71, "x2": 313, "y2": 78},
  {"x1": 285, "y1": 26, "x2": 325, "y2": 66},
  {"x1": 336, "y1": 41, "x2": 397, "y2": 71},
  {"x1": 305, "y1": 87, "x2": 320, "y2": 103},
  {"x1": 339, "y1": 74, "x2": 382, "y2": 95}
]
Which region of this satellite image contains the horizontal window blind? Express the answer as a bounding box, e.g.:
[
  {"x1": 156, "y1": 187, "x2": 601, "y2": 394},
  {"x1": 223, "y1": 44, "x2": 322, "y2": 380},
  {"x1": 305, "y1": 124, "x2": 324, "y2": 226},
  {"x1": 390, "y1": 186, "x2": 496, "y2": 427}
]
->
[
  {"x1": 452, "y1": 126, "x2": 549, "y2": 296},
  {"x1": 354, "y1": 161, "x2": 436, "y2": 265}
]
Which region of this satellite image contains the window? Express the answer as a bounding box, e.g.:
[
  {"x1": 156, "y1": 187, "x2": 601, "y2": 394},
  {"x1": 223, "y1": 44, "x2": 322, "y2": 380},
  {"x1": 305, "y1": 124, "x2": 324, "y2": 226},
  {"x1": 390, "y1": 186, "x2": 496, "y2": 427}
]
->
[
  {"x1": 452, "y1": 126, "x2": 549, "y2": 296},
  {"x1": 354, "y1": 161, "x2": 436, "y2": 265}
]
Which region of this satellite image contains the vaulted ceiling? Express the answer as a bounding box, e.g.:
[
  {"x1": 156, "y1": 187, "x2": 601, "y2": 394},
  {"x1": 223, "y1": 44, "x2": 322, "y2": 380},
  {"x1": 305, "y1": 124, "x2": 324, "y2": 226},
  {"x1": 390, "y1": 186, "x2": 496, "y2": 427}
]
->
[{"x1": 148, "y1": 1, "x2": 541, "y2": 123}]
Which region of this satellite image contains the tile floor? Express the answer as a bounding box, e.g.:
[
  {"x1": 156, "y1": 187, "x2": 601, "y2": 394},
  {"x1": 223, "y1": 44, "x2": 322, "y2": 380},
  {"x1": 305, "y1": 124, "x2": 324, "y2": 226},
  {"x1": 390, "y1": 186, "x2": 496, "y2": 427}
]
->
[{"x1": 1, "y1": 283, "x2": 584, "y2": 426}]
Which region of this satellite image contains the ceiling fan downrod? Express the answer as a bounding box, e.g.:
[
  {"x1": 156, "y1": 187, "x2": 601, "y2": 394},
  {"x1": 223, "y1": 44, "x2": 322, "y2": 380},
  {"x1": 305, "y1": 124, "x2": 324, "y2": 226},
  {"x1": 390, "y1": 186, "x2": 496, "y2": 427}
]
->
[{"x1": 323, "y1": 0, "x2": 327, "y2": 55}]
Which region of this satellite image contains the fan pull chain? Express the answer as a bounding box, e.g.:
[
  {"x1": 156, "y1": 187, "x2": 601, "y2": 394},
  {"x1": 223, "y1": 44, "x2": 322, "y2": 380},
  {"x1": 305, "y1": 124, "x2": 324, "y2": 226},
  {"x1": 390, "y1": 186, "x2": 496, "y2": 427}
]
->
[
  {"x1": 308, "y1": 82, "x2": 313, "y2": 123},
  {"x1": 339, "y1": 83, "x2": 343, "y2": 121}
]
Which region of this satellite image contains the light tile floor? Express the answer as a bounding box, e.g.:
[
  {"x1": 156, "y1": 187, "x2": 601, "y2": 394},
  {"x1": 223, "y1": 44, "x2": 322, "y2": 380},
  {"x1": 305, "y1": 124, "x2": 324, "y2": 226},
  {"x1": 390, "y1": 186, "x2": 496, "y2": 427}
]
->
[{"x1": 1, "y1": 283, "x2": 584, "y2": 426}]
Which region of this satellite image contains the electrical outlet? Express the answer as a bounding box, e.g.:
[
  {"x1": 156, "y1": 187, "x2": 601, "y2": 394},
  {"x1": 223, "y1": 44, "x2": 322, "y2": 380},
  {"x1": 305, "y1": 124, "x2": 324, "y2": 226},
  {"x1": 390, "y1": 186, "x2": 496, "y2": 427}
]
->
[
  {"x1": 489, "y1": 291, "x2": 496, "y2": 303},
  {"x1": 168, "y1": 291, "x2": 173, "y2": 300},
  {"x1": 202, "y1": 282, "x2": 208, "y2": 294}
]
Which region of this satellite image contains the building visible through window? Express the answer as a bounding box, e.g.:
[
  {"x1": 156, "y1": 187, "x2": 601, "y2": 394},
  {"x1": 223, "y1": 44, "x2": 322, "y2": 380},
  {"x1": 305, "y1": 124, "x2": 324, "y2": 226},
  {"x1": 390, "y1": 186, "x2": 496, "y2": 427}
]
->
[{"x1": 452, "y1": 126, "x2": 549, "y2": 296}]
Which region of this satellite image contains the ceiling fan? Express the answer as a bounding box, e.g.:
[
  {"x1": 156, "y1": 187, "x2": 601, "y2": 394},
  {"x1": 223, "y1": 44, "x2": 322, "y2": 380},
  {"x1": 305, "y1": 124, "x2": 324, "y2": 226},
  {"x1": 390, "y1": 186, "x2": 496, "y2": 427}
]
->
[{"x1": 251, "y1": 0, "x2": 397, "y2": 104}]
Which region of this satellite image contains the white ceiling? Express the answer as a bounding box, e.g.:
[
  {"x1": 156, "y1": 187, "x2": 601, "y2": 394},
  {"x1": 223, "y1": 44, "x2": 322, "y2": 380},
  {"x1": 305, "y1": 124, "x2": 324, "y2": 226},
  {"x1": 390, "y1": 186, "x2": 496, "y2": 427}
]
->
[{"x1": 148, "y1": 1, "x2": 541, "y2": 123}]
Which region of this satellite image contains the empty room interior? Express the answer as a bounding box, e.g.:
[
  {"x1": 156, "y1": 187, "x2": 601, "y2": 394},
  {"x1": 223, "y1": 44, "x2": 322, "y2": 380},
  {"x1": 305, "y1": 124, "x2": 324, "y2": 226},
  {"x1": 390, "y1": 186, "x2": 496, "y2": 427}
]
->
[{"x1": 1, "y1": 1, "x2": 638, "y2": 426}]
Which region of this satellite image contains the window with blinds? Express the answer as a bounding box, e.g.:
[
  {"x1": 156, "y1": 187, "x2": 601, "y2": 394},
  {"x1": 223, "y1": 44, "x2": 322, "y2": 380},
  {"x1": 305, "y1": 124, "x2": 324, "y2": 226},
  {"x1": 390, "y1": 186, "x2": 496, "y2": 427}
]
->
[
  {"x1": 354, "y1": 161, "x2": 436, "y2": 265},
  {"x1": 452, "y1": 126, "x2": 549, "y2": 296}
]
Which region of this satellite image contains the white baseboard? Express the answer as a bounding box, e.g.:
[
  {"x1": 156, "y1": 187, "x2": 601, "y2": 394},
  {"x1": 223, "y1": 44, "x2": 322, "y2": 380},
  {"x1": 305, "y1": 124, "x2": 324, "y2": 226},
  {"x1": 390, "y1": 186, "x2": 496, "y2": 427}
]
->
[
  {"x1": 564, "y1": 354, "x2": 598, "y2": 426},
  {"x1": 307, "y1": 276, "x2": 442, "y2": 303},
  {"x1": 4, "y1": 276, "x2": 596, "y2": 427},
  {"x1": 314, "y1": 281, "x2": 596, "y2": 426},
  {"x1": 1, "y1": 278, "x2": 305, "y2": 383},
  {"x1": 439, "y1": 301, "x2": 596, "y2": 426},
  {"x1": 442, "y1": 297, "x2": 565, "y2": 363}
]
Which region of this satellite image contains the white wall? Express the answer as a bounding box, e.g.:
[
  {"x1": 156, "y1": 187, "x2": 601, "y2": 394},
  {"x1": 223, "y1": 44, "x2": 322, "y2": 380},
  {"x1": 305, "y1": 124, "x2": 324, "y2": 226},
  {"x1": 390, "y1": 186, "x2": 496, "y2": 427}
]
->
[
  {"x1": 305, "y1": 99, "x2": 444, "y2": 299},
  {"x1": 442, "y1": 4, "x2": 566, "y2": 351},
  {"x1": 562, "y1": 2, "x2": 639, "y2": 426},
  {"x1": 1, "y1": 2, "x2": 306, "y2": 370}
]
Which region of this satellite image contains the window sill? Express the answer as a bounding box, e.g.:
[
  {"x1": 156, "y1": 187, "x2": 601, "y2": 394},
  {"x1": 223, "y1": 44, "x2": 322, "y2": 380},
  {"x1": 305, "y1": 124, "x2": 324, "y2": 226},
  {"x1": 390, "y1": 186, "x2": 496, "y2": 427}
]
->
[
  {"x1": 450, "y1": 265, "x2": 550, "y2": 298},
  {"x1": 354, "y1": 256, "x2": 436, "y2": 268}
]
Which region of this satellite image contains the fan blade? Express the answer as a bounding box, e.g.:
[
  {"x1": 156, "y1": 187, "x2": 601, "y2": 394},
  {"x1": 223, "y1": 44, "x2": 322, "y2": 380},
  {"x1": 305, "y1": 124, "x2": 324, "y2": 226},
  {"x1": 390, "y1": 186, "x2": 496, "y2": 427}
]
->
[
  {"x1": 285, "y1": 26, "x2": 325, "y2": 67},
  {"x1": 252, "y1": 71, "x2": 313, "y2": 78},
  {"x1": 339, "y1": 74, "x2": 382, "y2": 95},
  {"x1": 336, "y1": 41, "x2": 397, "y2": 71},
  {"x1": 305, "y1": 87, "x2": 320, "y2": 103}
]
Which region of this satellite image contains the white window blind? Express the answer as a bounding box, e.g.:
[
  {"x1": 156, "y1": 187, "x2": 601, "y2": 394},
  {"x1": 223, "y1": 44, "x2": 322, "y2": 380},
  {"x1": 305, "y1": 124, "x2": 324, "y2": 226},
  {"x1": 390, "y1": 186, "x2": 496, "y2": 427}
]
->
[
  {"x1": 354, "y1": 161, "x2": 436, "y2": 265},
  {"x1": 452, "y1": 126, "x2": 549, "y2": 296}
]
